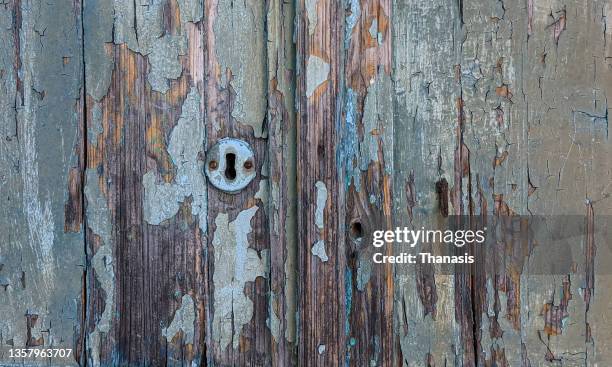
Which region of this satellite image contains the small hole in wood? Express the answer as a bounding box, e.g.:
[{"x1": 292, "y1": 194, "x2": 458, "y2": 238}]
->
[
  {"x1": 225, "y1": 153, "x2": 237, "y2": 180},
  {"x1": 350, "y1": 221, "x2": 363, "y2": 239}
]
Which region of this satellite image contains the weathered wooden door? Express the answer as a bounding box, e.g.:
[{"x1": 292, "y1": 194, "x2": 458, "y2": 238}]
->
[{"x1": 1, "y1": 0, "x2": 611, "y2": 366}]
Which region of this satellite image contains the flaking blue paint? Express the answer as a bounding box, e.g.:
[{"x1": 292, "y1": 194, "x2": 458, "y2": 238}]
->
[
  {"x1": 344, "y1": 0, "x2": 361, "y2": 48},
  {"x1": 338, "y1": 88, "x2": 361, "y2": 191},
  {"x1": 344, "y1": 267, "x2": 353, "y2": 367}
]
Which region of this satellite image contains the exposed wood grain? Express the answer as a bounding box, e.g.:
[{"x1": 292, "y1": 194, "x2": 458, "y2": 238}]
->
[
  {"x1": 83, "y1": 1, "x2": 206, "y2": 365},
  {"x1": 341, "y1": 0, "x2": 395, "y2": 365},
  {"x1": 296, "y1": 0, "x2": 347, "y2": 365},
  {"x1": 267, "y1": 0, "x2": 298, "y2": 365}
]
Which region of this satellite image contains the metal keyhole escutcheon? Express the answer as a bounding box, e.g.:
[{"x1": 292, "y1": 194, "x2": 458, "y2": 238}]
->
[{"x1": 204, "y1": 138, "x2": 256, "y2": 193}]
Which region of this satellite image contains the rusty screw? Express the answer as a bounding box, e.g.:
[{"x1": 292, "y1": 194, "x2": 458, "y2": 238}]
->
[
  {"x1": 209, "y1": 160, "x2": 218, "y2": 170},
  {"x1": 243, "y1": 160, "x2": 253, "y2": 170}
]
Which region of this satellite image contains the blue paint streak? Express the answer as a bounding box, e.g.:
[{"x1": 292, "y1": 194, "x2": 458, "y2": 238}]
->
[
  {"x1": 337, "y1": 88, "x2": 361, "y2": 191},
  {"x1": 344, "y1": 267, "x2": 353, "y2": 367}
]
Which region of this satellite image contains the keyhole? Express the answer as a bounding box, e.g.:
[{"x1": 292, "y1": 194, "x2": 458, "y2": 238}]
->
[{"x1": 225, "y1": 153, "x2": 237, "y2": 180}]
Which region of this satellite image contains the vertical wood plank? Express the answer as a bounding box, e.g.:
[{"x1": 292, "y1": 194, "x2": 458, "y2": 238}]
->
[
  {"x1": 341, "y1": 0, "x2": 396, "y2": 365},
  {"x1": 83, "y1": 1, "x2": 206, "y2": 365},
  {"x1": 448, "y1": 0, "x2": 524, "y2": 364},
  {"x1": 296, "y1": 0, "x2": 347, "y2": 365},
  {"x1": 459, "y1": 0, "x2": 528, "y2": 365},
  {"x1": 392, "y1": 0, "x2": 468, "y2": 364},
  {"x1": 454, "y1": 0, "x2": 612, "y2": 365},
  {"x1": 392, "y1": 0, "x2": 612, "y2": 365},
  {"x1": 267, "y1": 0, "x2": 299, "y2": 365},
  {"x1": 488, "y1": 0, "x2": 612, "y2": 364},
  {"x1": 0, "y1": 0, "x2": 85, "y2": 366},
  {"x1": 203, "y1": 0, "x2": 271, "y2": 364}
]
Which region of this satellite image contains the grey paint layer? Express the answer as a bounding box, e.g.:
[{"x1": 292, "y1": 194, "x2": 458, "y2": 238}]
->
[
  {"x1": 83, "y1": 0, "x2": 114, "y2": 101},
  {"x1": 311, "y1": 240, "x2": 328, "y2": 262},
  {"x1": 211, "y1": 206, "x2": 268, "y2": 350},
  {"x1": 306, "y1": 56, "x2": 330, "y2": 97},
  {"x1": 0, "y1": 1, "x2": 83, "y2": 365},
  {"x1": 90, "y1": 0, "x2": 199, "y2": 94},
  {"x1": 162, "y1": 294, "x2": 196, "y2": 345},
  {"x1": 85, "y1": 169, "x2": 115, "y2": 367},
  {"x1": 314, "y1": 181, "x2": 327, "y2": 229},
  {"x1": 214, "y1": 0, "x2": 267, "y2": 137},
  {"x1": 143, "y1": 87, "x2": 207, "y2": 233}
]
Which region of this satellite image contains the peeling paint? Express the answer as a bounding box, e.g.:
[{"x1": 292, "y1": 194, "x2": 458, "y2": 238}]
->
[
  {"x1": 255, "y1": 179, "x2": 269, "y2": 213},
  {"x1": 143, "y1": 87, "x2": 207, "y2": 233},
  {"x1": 22, "y1": 86, "x2": 55, "y2": 267},
  {"x1": 0, "y1": 0, "x2": 83, "y2": 361},
  {"x1": 214, "y1": 0, "x2": 267, "y2": 137},
  {"x1": 345, "y1": 267, "x2": 353, "y2": 338},
  {"x1": 111, "y1": 0, "x2": 195, "y2": 93},
  {"x1": 314, "y1": 181, "x2": 327, "y2": 229},
  {"x1": 162, "y1": 294, "x2": 196, "y2": 345},
  {"x1": 356, "y1": 255, "x2": 372, "y2": 291},
  {"x1": 318, "y1": 344, "x2": 326, "y2": 354},
  {"x1": 306, "y1": 55, "x2": 330, "y2": 97},
  {"x1": 339, "y1": 88, "x2": 361, "y2": 190},
  {"x1": 311, "y1": 240, "x2": 328, "y2": 262},
  {"x1": 88, "y1": 103, "x2": 103, "y2": 146},
  {"x1": 306, "y1": 0, "x2": 318, "y2": 35},
  {"x1": 368, "y1": 19, "x2": 383, "y2": 45},
  {"x1": 90, "y1": 244, "x2": 115, "y2": 333},
  {"x1": 112, "y1": 0, "x2": 163, "y2": 53},
  {"x1": 345, "y1": 0, "x2": 361, "y2": 46},
  {"x1": 85, "y1": 169, "x2": 115, "y2": 367},
  {"x1": 178, "y1": 0, "x2": 203, "y2": 23},
  {"x1": 147, "y1": 34, "x2": 187, "y2": 93},
  {"x1": 83, "y1": 0, "x2": 114, "y2": 101},
  {"x1": 85, "y1": 170, "x2": 112, "y2": 247},
  {"x1": 212, "y1": 206, "x2": 269, "y2": 350},
  {"x1": 281, "y1": 179, "x2": 297, "y2": 343},
  {"x1": 267, "y1": 292, "x2": 281, "y2": 343},
  {"x1": 361, "y1": 72, "x2": 393, "y2": 174},
  {"x1": 368, "y1": 19, "x2": 378, "y2": 39},
  {"x1": 261, "y1": 158, "x2": 270, "y2": 177},
  {"x1": 271, "y1": 182, "x2": 280, "y2": 232}
]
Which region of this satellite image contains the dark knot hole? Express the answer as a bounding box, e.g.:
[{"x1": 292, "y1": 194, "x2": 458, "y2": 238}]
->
[{"x1": 350, "y1": 221, "x2": 363, "y2": 239}]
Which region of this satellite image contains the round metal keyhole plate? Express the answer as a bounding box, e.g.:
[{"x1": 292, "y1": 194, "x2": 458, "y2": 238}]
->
[{"x1": 204, "y1": 138, "x2": 256, "y2": 193}]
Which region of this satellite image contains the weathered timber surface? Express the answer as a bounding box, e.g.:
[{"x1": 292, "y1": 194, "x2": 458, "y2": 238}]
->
[
  {"x1": 1, "y1": 0, "x2": 612, "y2": 366},
  {"x1": 296, "y1": 0, "x2": 347, "y2": 362},
  {"x1": 392, "y1": 0, "x2": 465, "y2": 364},
  {"x1": 392, "y1": 0, "x2": 612, "y2": 366},
  {"x1": 204, "y1": 0, "x2": 271, "y2": 364},
  {"x1": 341, "y1": 0, "x2": 395, "y2": 365},
  {"x1": 0, "y1": 1, "x2": 85, "y2": 366},
  {"x1": 267, "y1": 0, "x2": 299, "y2": 365},
  {"x1": 83, "y1": 0, "x2": 206, "y2": 365}
]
